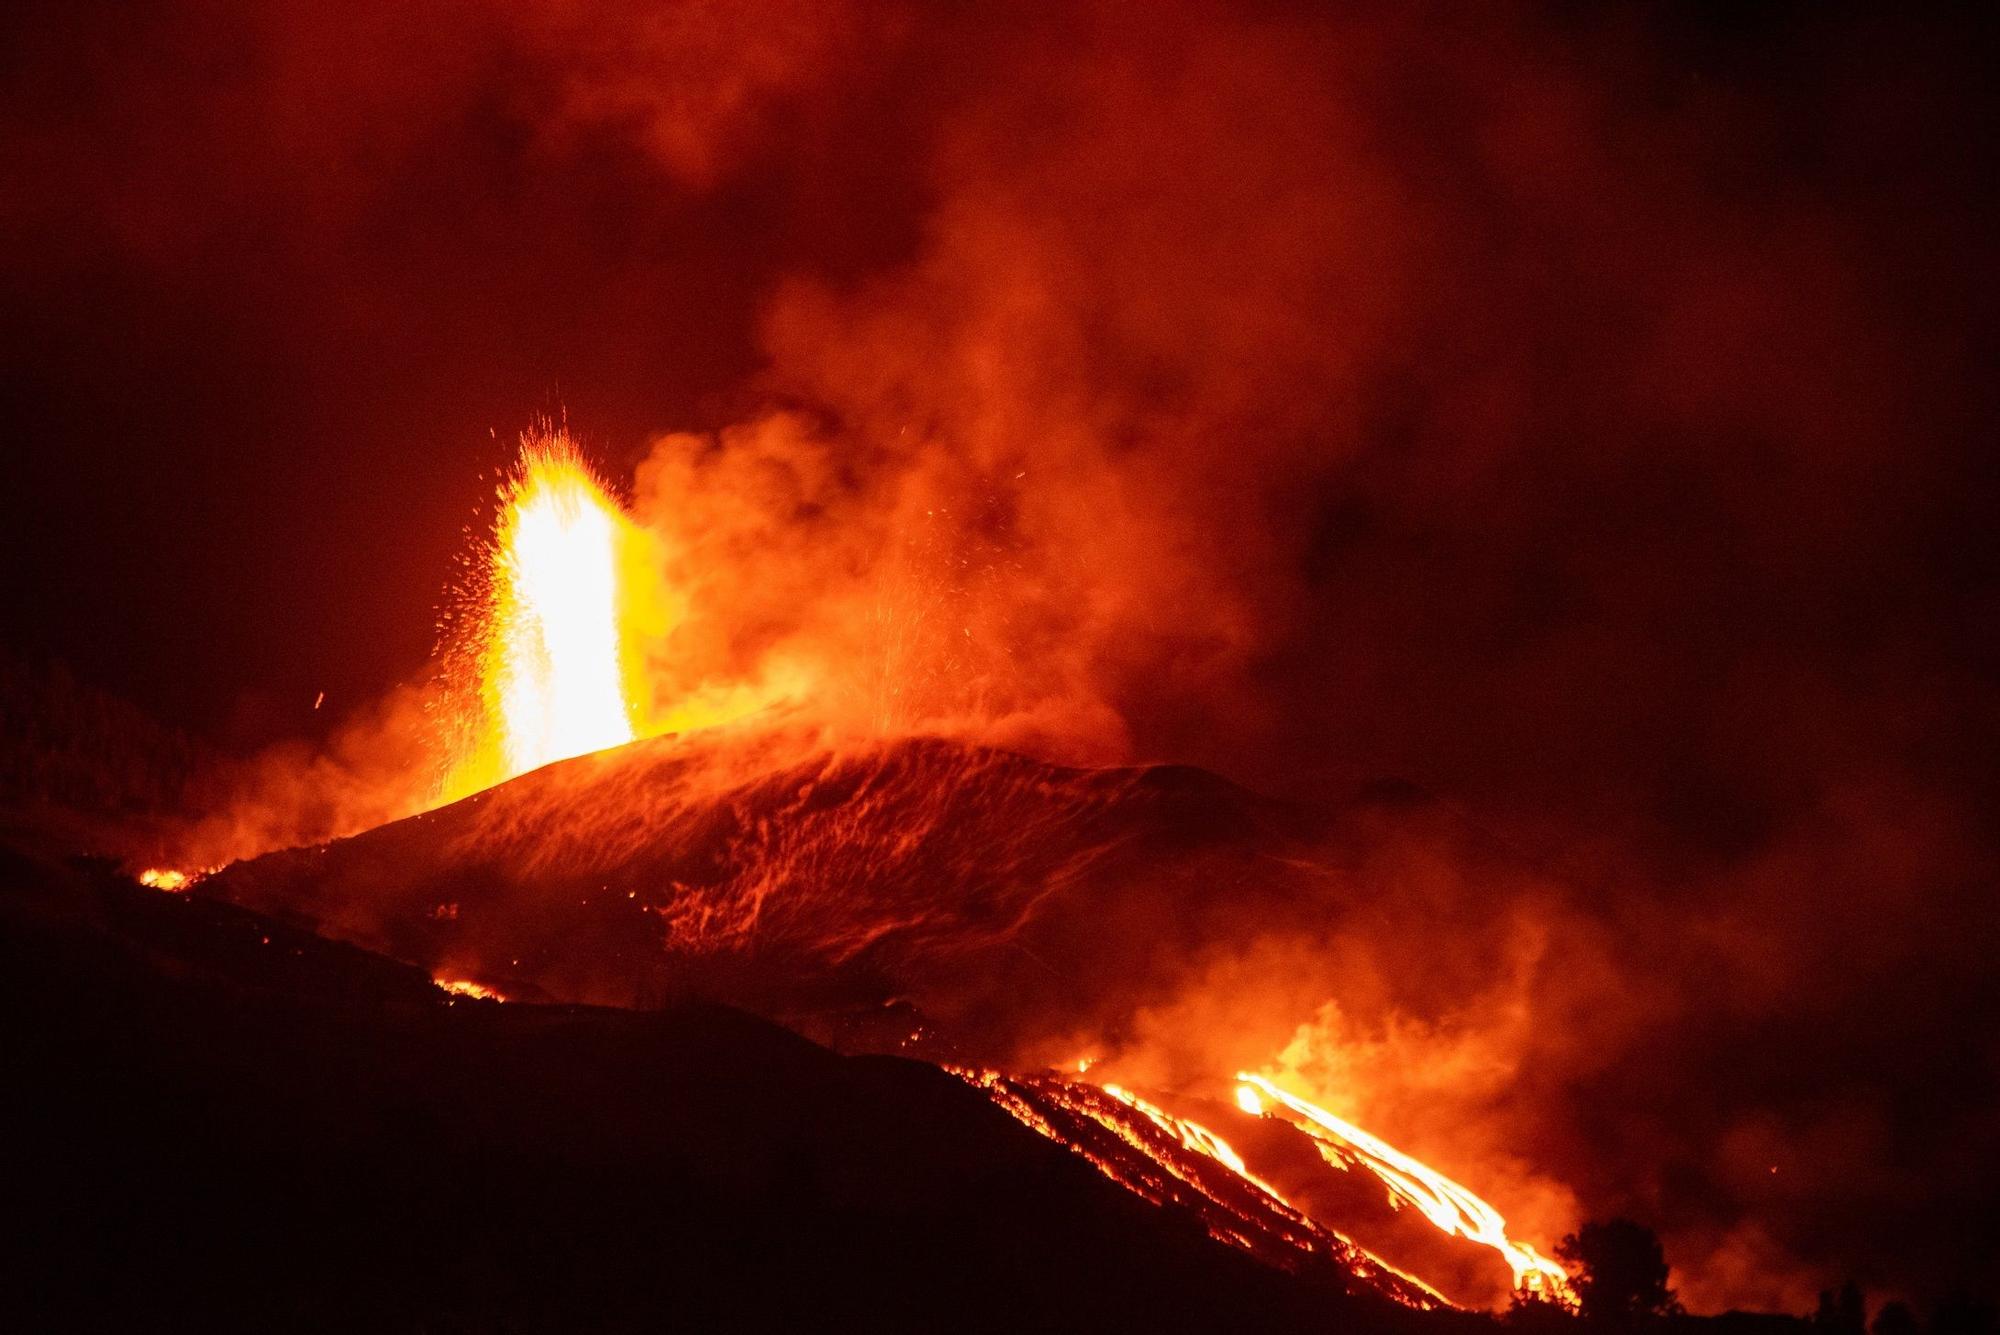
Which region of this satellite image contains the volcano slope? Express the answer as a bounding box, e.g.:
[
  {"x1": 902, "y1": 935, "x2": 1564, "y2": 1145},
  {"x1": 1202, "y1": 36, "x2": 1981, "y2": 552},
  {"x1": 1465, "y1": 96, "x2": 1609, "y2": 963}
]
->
[
  {"x1": 193, "y1": 728, "x2": 1583, "y2": 1310},
  {"x1": 203, "y1": 728, "x2": 1385, "y2": 1062},
  {"x1": 1, "y1": 837, "x2": 1469, "y2": 1334}
]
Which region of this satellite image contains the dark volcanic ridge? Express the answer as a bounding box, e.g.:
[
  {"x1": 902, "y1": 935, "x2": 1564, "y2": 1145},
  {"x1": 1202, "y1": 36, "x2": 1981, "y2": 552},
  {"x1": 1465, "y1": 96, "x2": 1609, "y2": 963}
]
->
[
  {"x1": 3, "y1": 833, "x2": 1463, "y2": 1333},
  {"x1": 188, "y1": 726, "x2": 1570, "y2": 1308}
]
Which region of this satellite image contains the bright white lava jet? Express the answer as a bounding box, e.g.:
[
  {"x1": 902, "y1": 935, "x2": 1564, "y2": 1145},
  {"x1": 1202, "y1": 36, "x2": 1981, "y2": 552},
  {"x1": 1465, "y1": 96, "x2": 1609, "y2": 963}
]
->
[{"x1": 488, "y1": 443, "x2": 636, "y2": 777}]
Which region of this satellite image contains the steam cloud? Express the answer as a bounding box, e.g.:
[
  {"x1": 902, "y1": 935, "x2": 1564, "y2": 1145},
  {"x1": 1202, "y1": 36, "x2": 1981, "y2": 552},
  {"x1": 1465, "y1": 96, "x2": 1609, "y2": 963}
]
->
[{"x1": 7, "y1": 0, "x2": 1993, "y2": 1309}]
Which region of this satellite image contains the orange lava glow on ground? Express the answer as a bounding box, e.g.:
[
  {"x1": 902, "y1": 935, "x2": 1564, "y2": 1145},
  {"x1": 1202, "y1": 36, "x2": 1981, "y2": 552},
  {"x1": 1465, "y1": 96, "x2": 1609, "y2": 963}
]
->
[
  {"x1": 433, "y1": 976, "x2": 505, "y2": 1002},
  {"x1": 956, "y1": 1063, "x2": 1575, "y2": 1311},
  {"x1": 1236, "y1": 1073, "x2": 1573, "y2": 1303}
]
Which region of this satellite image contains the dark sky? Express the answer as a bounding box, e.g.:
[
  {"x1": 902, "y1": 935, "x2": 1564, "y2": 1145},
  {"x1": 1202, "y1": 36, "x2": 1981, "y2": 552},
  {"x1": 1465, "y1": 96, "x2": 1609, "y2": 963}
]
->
[{"x1": 2, "y1": 0, "x2": 1995, "y2": 1309}]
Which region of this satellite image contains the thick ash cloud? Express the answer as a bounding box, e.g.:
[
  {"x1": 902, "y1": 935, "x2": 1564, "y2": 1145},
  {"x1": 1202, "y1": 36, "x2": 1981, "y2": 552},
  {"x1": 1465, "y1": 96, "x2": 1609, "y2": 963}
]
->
[{"x1": 1, "y1": 0, "x2": 1994, "y2": 1308}]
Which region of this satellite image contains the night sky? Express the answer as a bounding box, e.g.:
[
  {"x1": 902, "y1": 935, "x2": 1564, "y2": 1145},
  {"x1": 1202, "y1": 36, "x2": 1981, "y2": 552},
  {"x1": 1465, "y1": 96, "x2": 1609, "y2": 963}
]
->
[{"x1": 2, "y1": 0, "x2": 1995, "y2": 1308}]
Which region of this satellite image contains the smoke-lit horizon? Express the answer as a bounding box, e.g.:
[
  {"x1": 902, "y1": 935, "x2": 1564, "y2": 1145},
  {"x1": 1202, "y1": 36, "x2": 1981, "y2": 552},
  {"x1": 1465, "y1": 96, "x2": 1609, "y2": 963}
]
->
[{"x1": 3, "y1": 0, "x2": 1994, "y2": 1312}]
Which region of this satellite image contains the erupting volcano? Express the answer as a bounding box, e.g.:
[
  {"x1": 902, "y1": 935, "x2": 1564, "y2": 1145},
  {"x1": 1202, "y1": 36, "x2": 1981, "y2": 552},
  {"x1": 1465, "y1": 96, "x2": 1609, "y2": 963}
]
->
[
  {"x1": 165, "y1": 430, "x2": 1583, "y2": 1315},
  {"x1": 6, "y1": 5, "x2": 1991, "y2": 1331}
]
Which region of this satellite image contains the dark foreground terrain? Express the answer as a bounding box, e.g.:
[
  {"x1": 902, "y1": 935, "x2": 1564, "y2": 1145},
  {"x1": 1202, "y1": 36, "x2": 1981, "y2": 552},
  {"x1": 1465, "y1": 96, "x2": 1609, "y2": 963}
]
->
[{"x1": 1, "y1": 837, "x2": 1466, "y2": 1335}]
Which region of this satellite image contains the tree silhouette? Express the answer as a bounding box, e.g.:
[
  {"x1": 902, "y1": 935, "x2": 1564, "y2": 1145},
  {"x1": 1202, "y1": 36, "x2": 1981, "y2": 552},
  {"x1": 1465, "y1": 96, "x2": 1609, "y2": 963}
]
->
[
  {"x1": 1556, "y1": 1218, "x2": 1678, "y2": 1329},
  {"x1": 1508, "y1": 1285, "x2": 1579, "y2": 1333},
  {"x1": 1873, "y1": 1301, "x2": 1922, "y2": 1335},
  {"x1": 1817, "y1": 1284, "x2": 1868, "y2": 1335}
]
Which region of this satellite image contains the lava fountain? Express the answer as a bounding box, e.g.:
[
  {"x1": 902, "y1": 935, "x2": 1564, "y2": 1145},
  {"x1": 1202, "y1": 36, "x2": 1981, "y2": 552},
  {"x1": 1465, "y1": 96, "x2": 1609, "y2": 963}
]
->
[
  {"x1": 445, "y1": 431, "x2": 647, "y2": 798},
  {"x1": 488, "y1": 441, "x2": 634, "y2": 773}
]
